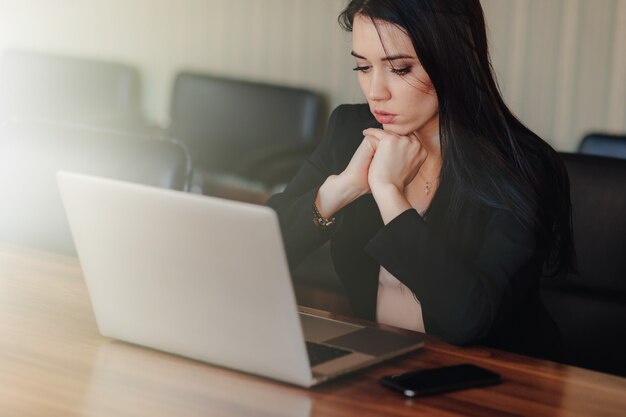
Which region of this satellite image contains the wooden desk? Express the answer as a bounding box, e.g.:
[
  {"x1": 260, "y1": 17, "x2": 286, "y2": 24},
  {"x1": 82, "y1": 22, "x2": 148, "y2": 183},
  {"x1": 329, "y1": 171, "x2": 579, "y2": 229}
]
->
[{"x1": 1, "y1": 244, "x2": 625, "y2": 417}]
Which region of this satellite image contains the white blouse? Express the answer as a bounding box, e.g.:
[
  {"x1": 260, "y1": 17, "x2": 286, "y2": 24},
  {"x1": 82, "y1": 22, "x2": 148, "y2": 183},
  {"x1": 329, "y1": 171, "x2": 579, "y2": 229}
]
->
[{"x1": 376, "y1": 266, "x2": 426, "y2": 333}]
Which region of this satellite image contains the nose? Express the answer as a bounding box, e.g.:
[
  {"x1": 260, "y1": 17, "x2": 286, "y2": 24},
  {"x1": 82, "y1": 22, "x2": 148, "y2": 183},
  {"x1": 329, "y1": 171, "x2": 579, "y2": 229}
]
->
[{"x1": 367, "y1": 70, "x2": 391, "y2": 102}]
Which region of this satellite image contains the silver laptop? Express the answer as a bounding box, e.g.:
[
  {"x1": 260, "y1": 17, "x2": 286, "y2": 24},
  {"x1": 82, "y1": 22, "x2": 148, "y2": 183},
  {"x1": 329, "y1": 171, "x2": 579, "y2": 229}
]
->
[{"x1": 57, "y1": 171, "x2": 424, "y2": 387}]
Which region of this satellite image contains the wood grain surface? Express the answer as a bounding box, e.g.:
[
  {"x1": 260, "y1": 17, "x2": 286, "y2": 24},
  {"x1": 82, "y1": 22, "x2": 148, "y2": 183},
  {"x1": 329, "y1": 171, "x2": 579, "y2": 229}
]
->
[{"x1": 1, "y1": 244, "x2": 625, "y2": 417}]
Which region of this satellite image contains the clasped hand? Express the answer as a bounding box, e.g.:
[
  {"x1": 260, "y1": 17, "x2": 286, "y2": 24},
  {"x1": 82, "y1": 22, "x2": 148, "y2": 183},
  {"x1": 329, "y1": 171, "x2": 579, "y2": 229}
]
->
[{"x1": 341, "y1": 128, "x2": 428, "y2": 197}]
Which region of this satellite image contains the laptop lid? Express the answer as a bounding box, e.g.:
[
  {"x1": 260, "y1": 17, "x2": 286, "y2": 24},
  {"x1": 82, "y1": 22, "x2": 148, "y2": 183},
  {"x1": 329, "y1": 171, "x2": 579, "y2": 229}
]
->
[{"x1": 57, "y1": 171, "x2": 313, "y2": 387}]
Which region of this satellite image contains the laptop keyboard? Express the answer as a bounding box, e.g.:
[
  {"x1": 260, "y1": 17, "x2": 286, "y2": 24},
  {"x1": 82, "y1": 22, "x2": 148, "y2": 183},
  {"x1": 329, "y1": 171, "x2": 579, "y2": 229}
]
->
[{"x1": 306, "y1": 341, "x2": 352, "y2": 366}]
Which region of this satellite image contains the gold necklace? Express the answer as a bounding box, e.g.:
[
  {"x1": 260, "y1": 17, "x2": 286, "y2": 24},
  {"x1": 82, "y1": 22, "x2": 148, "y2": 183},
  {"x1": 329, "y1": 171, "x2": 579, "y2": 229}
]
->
[{"x1": 417, "y1": 170, "x2": 439, "y2": 196}]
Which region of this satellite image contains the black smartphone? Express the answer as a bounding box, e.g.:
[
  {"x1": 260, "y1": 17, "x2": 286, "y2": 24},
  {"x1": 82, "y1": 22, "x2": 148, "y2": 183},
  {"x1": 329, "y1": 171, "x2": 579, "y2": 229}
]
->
[{"x1": 380, "y1": 364, "x2": 502, "y2": 397}]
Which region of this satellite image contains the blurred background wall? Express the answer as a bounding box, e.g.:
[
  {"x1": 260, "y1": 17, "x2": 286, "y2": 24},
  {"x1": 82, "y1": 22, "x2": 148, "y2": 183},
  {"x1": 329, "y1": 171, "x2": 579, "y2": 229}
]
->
[{"x1": 0, "y1": 0, "x2": 624, "y2": 150}]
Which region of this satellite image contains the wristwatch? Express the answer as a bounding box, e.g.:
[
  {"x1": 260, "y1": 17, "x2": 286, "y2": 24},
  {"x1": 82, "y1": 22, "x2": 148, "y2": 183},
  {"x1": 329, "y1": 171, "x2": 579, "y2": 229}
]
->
[{"x1": 312, "y1": 202, "x2": 336, "y2": 229}]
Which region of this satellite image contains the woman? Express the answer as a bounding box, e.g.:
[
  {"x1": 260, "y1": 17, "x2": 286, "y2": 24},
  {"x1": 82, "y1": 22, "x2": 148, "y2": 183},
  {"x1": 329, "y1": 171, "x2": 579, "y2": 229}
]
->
[{"x1": 267, "y1": 0, "x2": 573, "y2": 360}]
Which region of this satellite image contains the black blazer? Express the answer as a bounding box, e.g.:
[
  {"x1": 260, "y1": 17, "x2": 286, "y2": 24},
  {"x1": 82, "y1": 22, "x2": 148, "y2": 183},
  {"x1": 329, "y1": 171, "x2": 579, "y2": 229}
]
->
[{"x1": 267, "y1": 104, "x2": 561, "y2": 360}]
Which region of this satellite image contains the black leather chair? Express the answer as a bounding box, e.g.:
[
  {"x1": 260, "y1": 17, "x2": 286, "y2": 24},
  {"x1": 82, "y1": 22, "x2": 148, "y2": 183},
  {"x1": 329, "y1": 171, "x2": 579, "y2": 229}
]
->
[
  {"x1": 542, "y1": 153, "x2": 626, "y2": 376},
  {"x1": 167, "y1": 72, "x2": 322, "y2": 190},
  {"x1": 0, "y1": 121, "x2": 192, "y2": 255},
  {"x1": 0, "y1": 49, "x2": 148, "y2": 131},
  {"x1": 578, "y1": 132, "x2": 626, "y2": 161}
]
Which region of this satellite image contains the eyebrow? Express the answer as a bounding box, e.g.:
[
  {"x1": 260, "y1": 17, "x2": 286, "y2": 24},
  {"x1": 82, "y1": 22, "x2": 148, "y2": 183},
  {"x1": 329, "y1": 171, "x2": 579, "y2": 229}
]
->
[{"x1": 350, "y1": 51, "x2": 415, "y2": 61}]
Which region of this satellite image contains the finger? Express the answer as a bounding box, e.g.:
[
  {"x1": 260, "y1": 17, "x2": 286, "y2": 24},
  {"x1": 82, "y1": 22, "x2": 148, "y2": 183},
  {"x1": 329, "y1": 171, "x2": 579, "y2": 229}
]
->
[
  {"x1": 363, "y1": 134, "x2": 380, "y2": 145},
  {"x1": 362, "y1": 128, "x2": 399, "y2": 141}
]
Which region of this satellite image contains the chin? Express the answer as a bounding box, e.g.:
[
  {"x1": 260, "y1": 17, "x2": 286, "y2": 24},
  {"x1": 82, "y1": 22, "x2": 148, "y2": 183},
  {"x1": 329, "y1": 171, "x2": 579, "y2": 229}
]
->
[{"x1": 383, "y1": 124, "x2": 413, "y2": 136}]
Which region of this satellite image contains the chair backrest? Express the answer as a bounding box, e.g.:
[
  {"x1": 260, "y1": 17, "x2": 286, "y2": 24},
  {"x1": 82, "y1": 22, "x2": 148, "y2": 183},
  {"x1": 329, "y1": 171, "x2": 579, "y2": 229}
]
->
[
  {"x1": 0, "y1": 121, "x2": 192, "y2": 255},
  {"x1": 578, "y1": 132, "x2": 626, "y2": 161},
  {"x1": 167, "y1": 72, "x2": 321, "y2": 176},
  {"x1": 0, "y1": 50, "x2": 144, "y2": 127},
  {"x1": 542, "y1": 153, "x2": 626, "y2": 376}
]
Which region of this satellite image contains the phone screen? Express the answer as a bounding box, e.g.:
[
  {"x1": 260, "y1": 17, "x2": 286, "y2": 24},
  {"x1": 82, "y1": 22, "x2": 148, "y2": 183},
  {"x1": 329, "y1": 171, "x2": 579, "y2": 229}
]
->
[{"x1": 380, "y1": 364, "x2": 502, "y2": 397}]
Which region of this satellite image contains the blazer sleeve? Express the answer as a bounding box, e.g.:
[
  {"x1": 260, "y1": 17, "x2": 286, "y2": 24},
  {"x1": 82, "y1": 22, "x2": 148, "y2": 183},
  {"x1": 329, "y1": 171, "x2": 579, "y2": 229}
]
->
[
  {"x1": 266, "y1": 106, "x2": 347, "y2": 269},
  {"x1": 365, "y1": 208, "x2": 538, "y2": 345}
]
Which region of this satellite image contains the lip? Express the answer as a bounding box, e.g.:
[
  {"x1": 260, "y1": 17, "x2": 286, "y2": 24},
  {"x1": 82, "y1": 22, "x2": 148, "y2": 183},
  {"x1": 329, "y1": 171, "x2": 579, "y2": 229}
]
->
[{"x1": 372, "y1": 110, "x2": 397, "y2": 124}]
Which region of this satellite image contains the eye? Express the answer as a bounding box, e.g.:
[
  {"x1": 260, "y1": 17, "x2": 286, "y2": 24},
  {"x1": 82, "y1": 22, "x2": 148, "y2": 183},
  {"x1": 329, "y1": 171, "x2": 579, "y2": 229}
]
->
[
  {"x1": 391, "y1": 66, "x2": 412, "y2": 76},
  {"x1": 353, "y1": 65, "x2": 371, "y2": 73}
]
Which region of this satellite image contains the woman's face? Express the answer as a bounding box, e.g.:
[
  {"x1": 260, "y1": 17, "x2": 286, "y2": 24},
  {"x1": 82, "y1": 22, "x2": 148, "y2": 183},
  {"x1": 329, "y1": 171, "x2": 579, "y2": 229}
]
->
[{"x1": 352, "y1": 14, "x2": 439, "y2": 138}]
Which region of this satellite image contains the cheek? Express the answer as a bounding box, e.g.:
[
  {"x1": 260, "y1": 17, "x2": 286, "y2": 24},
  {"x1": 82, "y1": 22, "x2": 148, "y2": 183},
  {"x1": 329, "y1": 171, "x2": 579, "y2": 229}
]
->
[
  {"x1": 421, "y1": 89, "x2": 439, "y2": 111},
  {"x1": 400, "y1": 90, "x2": 439, "y2": 132},
  {"x1": 404, "y1": 89, "x2": 438, "y2": 115},
  {"x1": 413, "y1": 75, "x2": 436, "y2": 96},
  {"x1": 409, "y1": 77, "x2": 438, "y2": 113},
  {"x1": 406, "y1": 68, "x2": 436, "y2": 98},
  {"x1": 416, "y1": 94, "x2": 439, "y2": 122}
]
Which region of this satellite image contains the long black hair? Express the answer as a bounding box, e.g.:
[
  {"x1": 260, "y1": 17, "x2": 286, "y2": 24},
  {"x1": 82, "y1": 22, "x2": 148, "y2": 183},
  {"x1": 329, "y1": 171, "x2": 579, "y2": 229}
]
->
[{"x1": 339, "y1": 0, "x2": 574, "y2": 276}]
